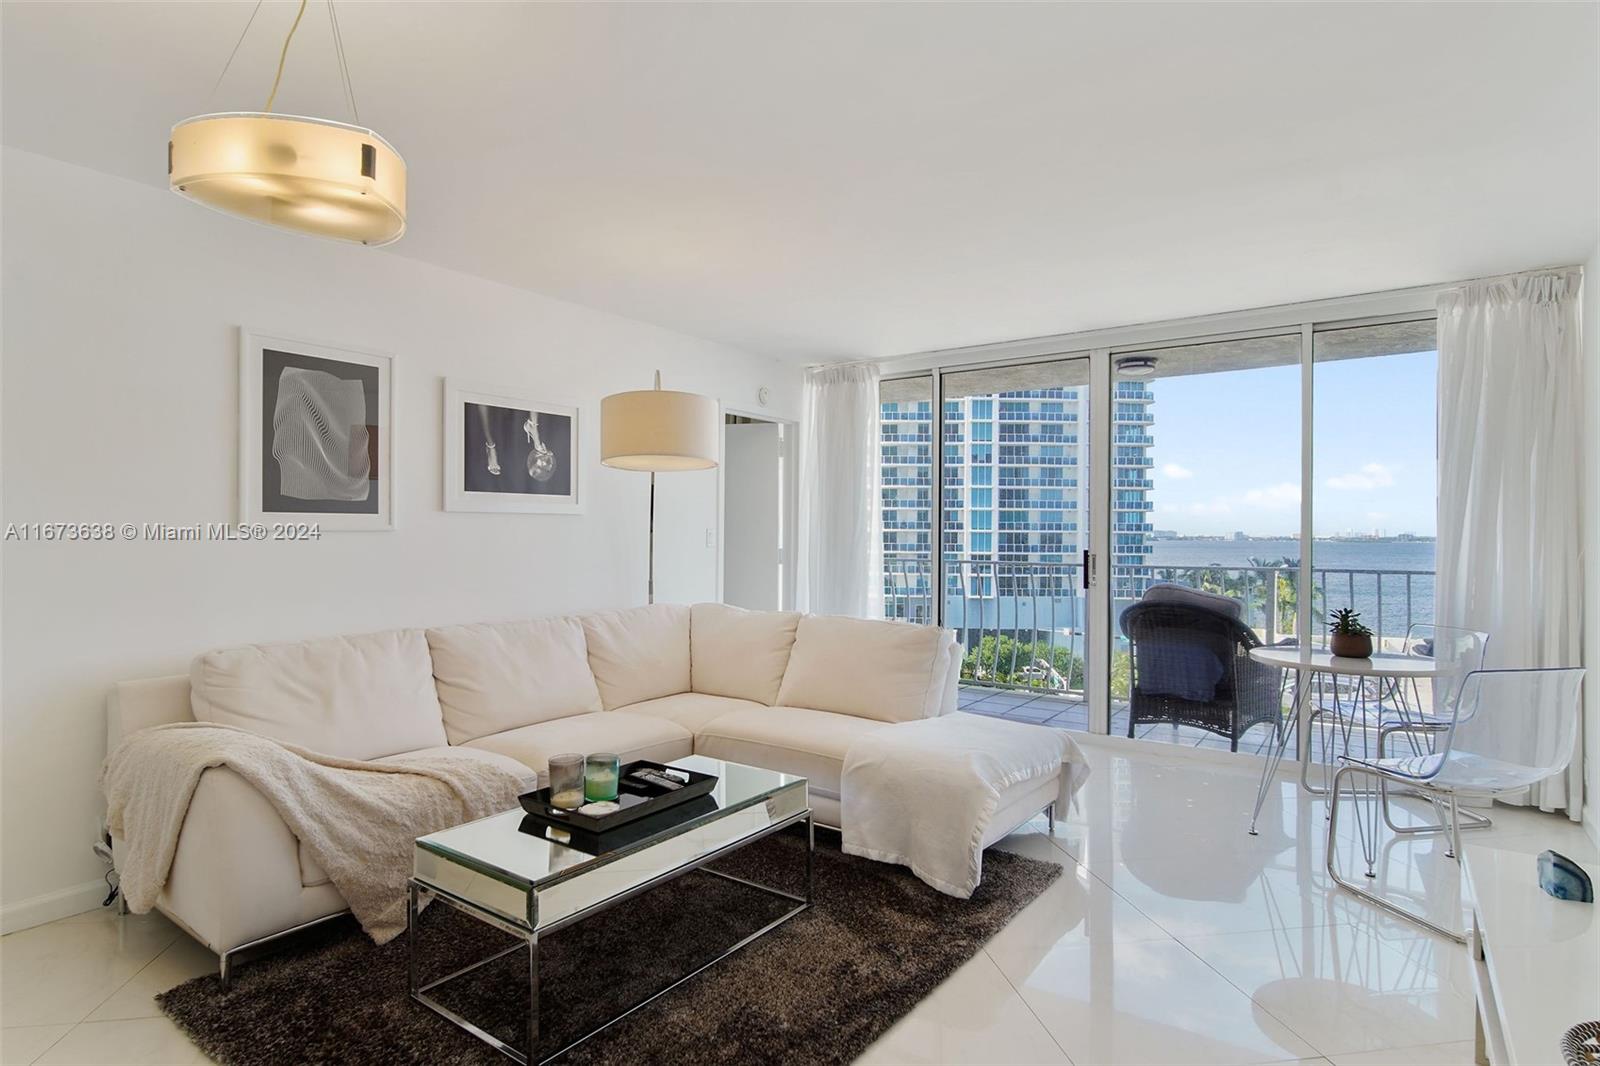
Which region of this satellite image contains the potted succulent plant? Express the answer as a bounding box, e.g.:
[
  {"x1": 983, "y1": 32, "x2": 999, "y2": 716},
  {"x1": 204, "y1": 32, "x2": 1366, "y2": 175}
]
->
[{"x1": 1328, "y1": 607, "x2": 1374, "y2": 658}]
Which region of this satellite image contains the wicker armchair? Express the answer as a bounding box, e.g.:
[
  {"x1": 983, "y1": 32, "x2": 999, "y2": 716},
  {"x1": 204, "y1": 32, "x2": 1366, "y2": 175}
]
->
[{"x1": 1119, "y1": 588, "x2": 1284, "y2": 751}]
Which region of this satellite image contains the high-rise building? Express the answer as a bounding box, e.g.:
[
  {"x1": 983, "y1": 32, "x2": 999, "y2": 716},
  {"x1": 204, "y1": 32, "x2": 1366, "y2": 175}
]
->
[{"x1": 880, "y1": 382, "x2": 1154, "y2": 632}]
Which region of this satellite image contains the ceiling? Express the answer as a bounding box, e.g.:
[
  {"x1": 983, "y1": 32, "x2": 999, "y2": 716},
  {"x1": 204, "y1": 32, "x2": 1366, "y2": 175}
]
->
[{"x1": 5, "y1": 2, "x2": 1597, "y2": 363}]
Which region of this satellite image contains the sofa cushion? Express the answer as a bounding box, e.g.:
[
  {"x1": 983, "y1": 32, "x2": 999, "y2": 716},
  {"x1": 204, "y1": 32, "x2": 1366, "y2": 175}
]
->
[
  {"x1": 622, "y1": 692, "x2": 768, "y2": 737},
  {"x1": 427, "y1": 618, "x2": 602, "y2": 744},
  {"x1": 695, "y1": 706, "x2": 891, "y2": 799},
  {"x1": 689, "y1": 603, "x2": 799, "y2": 705},
  {"x1": 190, "y1": 629, "x2": 447, "y2": 760},
  {"x1": 581, "y1": 605, "x2": 691, "y2": 710},
  {"x1": 463, "y1": 711, "x2": 692, "y2": 781},
  {"x1": 775, "y1": 615, "x2": 952, "y2": 723}
]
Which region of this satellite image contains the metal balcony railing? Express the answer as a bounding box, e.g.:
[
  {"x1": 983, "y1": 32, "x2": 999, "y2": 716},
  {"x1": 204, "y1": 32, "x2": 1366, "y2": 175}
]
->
[{"x1": 882, "y1": 555, "x2": 1437, "y2": 697}]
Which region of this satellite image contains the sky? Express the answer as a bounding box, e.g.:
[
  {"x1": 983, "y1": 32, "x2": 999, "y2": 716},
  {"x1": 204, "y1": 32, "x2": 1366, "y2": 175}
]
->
[{"x1": 1145, "y1": 349, "x2": 1437, "y2": 538}]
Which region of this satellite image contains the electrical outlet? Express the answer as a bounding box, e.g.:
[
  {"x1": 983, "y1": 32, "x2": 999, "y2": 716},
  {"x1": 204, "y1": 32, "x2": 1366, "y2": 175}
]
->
[{"x1": 704, "y1": 528, "x2": 716, "y2": 548}]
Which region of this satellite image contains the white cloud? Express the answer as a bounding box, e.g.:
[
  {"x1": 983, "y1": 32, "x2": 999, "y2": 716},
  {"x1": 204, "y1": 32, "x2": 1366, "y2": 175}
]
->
[
  {"x1": 1241, "y1": 482, "x2": 1302, "y2": 509},
  {"x1": 1327, "y1": 463, "x2": 1396, "y2": 491},
  {"x1": 1184, "y1": 500, "x2": 1232, "y2": 516},
  {"x1": 1161, "y1": 462, "x2": 1194, "y2": 480}
]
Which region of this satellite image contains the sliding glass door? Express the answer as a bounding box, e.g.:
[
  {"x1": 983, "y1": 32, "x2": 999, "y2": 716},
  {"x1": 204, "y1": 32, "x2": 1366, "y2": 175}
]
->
[
  {"x1": 885, "y1": 356, "x2": 1103, "y2": 732},
  {"x1": 1109, "y1": 334, "x2": 1302, "y2": 754}
]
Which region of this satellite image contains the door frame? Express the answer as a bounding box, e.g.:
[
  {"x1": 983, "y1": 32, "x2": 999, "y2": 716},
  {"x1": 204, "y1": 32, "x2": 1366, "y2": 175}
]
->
[
  {"x1": 716, "y1": 407, "x2": 799, "y2": 610},
  {"x1": 909, "y1": 350, "x2": 1112, "y2": 727}
]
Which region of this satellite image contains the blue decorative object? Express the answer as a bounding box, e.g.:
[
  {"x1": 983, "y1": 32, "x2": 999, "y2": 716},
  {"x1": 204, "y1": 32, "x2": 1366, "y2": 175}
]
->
[{"x1": 1538, "y1": 850, "x2": 1594, "y2": 902}]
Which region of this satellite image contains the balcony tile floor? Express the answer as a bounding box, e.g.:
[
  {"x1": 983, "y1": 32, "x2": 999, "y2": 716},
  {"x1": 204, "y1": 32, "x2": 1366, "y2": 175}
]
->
[
  {"x1": 6, "y1": 745, "x2": 1594, "y2": 1065},
  {"x1": 959, "y1": 684, "x2": 1365, "y2": 762}
]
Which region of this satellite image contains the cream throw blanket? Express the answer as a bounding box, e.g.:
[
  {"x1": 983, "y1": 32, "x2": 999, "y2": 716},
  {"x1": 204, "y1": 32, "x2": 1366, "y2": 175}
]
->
[
  {"x1": 841, "y1": 712, "x2": 1090, "y2": 898},
  {"x1": 100, "y1": 722, "x2": 531, "y2": 944}
]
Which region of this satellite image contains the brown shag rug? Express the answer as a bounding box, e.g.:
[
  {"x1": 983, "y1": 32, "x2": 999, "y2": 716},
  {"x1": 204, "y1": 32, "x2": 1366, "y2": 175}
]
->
[{"x1": 157, "y1": 827, "x2": 1059, "y2": 1065}]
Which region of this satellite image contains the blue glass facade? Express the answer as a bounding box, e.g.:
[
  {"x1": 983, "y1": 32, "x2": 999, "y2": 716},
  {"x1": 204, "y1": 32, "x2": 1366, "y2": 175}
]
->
[{"x1": 880, "y1": 381, "x2": 1155, "y2": 622}]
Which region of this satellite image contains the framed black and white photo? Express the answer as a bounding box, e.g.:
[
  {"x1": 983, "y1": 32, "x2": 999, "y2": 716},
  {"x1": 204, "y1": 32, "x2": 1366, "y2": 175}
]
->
[
  {"x1": 444, "y1": 379, "x2": 582, "y2": 514},
  {"x1": 240, "y1": 330, "x2": 395, "y2": 531}
]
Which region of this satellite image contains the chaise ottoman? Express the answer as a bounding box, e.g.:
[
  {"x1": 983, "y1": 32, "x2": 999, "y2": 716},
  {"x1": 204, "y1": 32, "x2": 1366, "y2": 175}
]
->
[{"x1": 840, "y1": 711, "x2": 1090, "y2": 897}]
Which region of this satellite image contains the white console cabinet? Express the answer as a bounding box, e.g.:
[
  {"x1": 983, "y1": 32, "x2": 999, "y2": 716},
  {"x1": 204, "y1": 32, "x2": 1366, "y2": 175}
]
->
[{"x1": 1463, "y1": 845, "x2": 1598, "y2": 1066}]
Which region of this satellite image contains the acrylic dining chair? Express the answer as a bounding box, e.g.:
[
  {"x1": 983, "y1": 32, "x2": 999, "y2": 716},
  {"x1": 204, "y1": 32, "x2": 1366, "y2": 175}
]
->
[
  {"x1": 1325, "y1": 666, "x2": 1585, "y2": 943},
  {"x1": 1374, "y1": 624, "x2": 1491, "y2": 834}
]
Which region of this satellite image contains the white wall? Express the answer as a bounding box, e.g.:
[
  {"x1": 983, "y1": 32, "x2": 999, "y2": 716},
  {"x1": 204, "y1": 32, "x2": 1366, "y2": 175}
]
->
[
  {"x1": 1585, "y1": 242, "x2": 1600, "y2": 850},
  {"x1": 0, "y1": 147, "x2": 800, "y2": 926}
]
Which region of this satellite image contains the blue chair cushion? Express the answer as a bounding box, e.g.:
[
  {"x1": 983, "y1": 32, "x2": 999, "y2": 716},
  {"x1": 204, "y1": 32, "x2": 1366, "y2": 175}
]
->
[{"x1": 1138, "y1": 641, "x2": 1226, "y2": 702}]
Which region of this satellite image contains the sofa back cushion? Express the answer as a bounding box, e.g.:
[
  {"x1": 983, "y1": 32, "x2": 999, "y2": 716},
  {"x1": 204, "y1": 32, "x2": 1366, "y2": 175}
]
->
[
  {"x1": 582, "y1": 604, "x2": 691, "y2": 710},
  {"x1": 776, "y1": 615, "x2": 952, "y2": 723},
  {"x1": 427, "y1": 617, "x2": 603, "y2": 744},
  {"x1": 690, "y1": 603, "x2": 799, "y2": 705},
  {"x1": 189, "y1": 628, "x2": 447, "y2": 760}
]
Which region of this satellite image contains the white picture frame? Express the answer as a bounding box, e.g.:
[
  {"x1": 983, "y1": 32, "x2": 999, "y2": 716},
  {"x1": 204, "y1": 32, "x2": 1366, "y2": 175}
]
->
[
  {"x1": 239, "y1": 329, "x2": 396, "y2": 531},
  {"x1": 443, "y1": 378, "x2": 583, "y2": 514}
]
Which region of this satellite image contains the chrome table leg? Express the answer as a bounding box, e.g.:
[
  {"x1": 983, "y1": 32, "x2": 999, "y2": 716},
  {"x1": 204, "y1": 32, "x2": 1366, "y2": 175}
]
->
[
  {"x1": 1250, "y1": 673, "x2": 1305, "y2": 835},
  {"x1": 527, "y1": 932, "x2": 539, "y2": 1062}
]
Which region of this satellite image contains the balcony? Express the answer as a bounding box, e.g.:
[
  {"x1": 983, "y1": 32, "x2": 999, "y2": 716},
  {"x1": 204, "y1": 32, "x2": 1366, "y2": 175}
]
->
[
  {"x1": 998, "y1": 431, "x2": 1077, "y2": 444},
  {"x1": 883, "y1": 554, "x2": 1438, "y2": 760},
  {"x1": 998, "y1": 410, "x2": 1077, "y2": 422}
]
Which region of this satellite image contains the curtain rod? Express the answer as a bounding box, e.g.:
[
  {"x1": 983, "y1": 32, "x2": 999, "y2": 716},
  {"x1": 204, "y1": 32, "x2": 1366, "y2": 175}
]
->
[{"x1": 806, "y1": 263, "x2": 1584, "y2": 374}]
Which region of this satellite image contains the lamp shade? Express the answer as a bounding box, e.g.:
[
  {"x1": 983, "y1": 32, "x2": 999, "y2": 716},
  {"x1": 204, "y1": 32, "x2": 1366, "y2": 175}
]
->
[
  {"x1": 600, "y1": 388, "x2": 719, "y2": 471},
  {"x1": 169, "y1": 113, "x2": 406, "y2": 246}
]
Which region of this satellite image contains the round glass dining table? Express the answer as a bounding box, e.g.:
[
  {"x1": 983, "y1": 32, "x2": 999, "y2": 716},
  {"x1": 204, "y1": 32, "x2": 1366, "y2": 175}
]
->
[{"x1": 1245, "y1": 648, "x2": 1450, "y2": 835}]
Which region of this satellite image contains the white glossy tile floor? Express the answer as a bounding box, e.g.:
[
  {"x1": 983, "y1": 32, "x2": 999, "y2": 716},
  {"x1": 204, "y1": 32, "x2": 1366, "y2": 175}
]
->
[{"x1": 3, "y1": 742, "x2": 1595, "y2": 1065}]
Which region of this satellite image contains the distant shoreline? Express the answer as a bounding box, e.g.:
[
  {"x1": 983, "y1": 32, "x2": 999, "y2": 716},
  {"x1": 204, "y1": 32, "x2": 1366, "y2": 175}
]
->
[{"x1": 1150, "y1": 534, "x2": 1436, "y2": 543}]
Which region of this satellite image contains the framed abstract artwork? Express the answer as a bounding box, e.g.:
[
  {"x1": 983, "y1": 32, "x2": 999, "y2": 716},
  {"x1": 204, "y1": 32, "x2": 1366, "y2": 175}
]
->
[
  {"x1": 239, "y1": 329, "x2": 395, "y2": 531},
  {"x1": 443, "y1": 379, "x2": 582, "y2": 514}
]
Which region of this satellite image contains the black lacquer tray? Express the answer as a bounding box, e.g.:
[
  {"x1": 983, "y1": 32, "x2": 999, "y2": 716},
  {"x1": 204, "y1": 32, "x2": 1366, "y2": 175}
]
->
[
  {"x1": 519, "y1": 795, "x2": 721, "y2": 856},
  {"x1": 517, "y1": 760, "x2": 718, "y2": 834}
]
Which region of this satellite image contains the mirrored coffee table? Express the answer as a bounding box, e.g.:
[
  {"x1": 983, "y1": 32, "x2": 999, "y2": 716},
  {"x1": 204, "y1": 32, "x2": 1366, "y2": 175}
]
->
[{"x1": 409, "y1": 755, "x2": 811, "y2": 1064}]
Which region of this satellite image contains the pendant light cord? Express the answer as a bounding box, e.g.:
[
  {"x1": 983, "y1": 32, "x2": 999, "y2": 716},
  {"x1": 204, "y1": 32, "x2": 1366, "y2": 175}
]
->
[
  {"x1": 211, "y1": 0, "x2": 360, "y2": 124},
  {"x1": 326, "y1": 0, "x2": 360, "y2": 125},
  {"x1": 263, "y1": 0, "x2": 309, "y2": 113},
  {"x1": 208, "y1": 0, "x2": 265, "y2": 104}
]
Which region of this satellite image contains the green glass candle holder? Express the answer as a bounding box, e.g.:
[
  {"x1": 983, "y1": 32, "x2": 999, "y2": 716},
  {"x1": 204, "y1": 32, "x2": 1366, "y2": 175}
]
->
[{"x1": 584, "y1": 753, "x2": 621, "y2": 803}]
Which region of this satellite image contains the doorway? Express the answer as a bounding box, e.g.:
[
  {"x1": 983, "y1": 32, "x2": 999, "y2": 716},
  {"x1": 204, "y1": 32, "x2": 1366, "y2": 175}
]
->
[{"x1": 721, "y1": 413, "x2": 796, "y2": 610}]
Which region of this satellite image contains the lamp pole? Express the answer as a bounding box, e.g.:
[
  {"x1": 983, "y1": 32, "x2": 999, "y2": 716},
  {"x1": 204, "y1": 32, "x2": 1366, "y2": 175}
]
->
[{"x1": 599, "y1": 368, "x2": 719, "y2": 606}]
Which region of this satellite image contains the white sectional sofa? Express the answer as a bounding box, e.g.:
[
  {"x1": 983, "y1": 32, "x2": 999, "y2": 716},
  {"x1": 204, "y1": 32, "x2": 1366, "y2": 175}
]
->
[{"x1": 107, "y1": 602, "x2": 1002, "y2": 975}]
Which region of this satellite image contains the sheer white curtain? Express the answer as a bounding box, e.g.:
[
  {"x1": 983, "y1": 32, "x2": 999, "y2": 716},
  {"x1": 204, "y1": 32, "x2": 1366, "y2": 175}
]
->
[
  {"x1": 796, "y1": 363, "x2": 883, "y2": 619},
  {"x1": 1436, "y1": 268, "x2": 1585, "y2": 818}
]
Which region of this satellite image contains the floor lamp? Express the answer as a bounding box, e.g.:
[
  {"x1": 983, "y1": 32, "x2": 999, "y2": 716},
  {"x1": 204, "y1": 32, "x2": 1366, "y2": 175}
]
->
[{"x1": 600, "y1": 371, "x2": 719, "y2": 604}]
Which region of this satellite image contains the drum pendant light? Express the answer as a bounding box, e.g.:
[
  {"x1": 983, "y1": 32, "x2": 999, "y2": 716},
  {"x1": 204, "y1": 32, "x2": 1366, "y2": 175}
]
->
[{"x1": 169, "y1": 0, "x2": 406, "y2": 246}]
